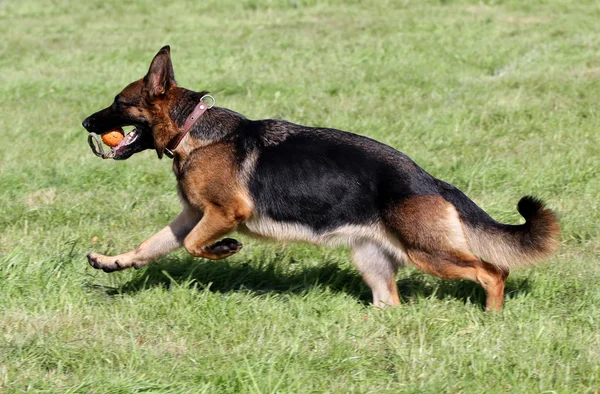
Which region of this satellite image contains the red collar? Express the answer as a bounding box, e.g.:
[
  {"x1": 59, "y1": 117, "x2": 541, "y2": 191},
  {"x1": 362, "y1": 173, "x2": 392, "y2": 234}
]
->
[{"x1": 165, "y1": 95, "x2": 214, "y2": 158}]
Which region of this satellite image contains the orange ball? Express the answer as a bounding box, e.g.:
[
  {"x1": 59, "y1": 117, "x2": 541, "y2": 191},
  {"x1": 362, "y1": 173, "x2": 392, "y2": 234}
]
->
[{"x1": 101, "y1": 129, "x2": 124, "y2": 147}]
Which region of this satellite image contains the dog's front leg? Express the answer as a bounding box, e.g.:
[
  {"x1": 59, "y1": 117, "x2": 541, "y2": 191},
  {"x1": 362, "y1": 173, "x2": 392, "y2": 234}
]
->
[
  {"x1": 87, "y1": 205, "x2": 202, "y2": 272},
  {"x1": 183, "y1": 204, "x2": 247, "y2": 260}
]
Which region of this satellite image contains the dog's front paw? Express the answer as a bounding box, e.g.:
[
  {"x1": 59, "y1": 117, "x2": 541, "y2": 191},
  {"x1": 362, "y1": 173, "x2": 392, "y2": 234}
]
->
[
  {"x1": 87, "y1": 252, "x2": 135, "y2": 273},
  {"x1": 197, "y1": 238, "x2": 243, "y2": 260},
  {"x1": 207, "y1": 238, "x2": 243, "y2": 255}
]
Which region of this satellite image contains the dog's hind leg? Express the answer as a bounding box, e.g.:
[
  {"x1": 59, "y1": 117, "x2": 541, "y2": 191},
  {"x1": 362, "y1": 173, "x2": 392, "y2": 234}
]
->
[
  {"x1": 386, "y1": 195, "x2": 508, "y2": 311},
  {"x1": 406, "y1": 250, "x2": 507, "y2": 311},
  {"x1": 351, "y1": 240, "x2": 401, "y2": 308}
]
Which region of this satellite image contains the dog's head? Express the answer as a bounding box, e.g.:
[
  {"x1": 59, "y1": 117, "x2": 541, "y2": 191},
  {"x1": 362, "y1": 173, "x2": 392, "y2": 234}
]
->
[{"x1": 82, "y1": 45, "x2": 182, "y2": 159}]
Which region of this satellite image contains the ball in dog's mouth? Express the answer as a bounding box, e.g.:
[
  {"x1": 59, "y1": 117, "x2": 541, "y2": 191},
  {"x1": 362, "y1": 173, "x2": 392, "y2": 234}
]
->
[{"x1": 101, "y1": 128, "x2": 125, "y2": 147}]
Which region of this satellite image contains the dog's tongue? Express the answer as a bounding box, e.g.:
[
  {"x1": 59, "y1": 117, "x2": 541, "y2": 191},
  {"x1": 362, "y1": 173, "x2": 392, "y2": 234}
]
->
[{"x1": 115, "y1": 128, "x2": 140, "y2": 150}]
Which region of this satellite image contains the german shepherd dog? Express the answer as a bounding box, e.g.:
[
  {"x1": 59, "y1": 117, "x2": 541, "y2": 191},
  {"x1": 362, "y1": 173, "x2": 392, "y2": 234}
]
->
[{"x1": 82, "y1": 46, "x2": 559, "y2": 311}]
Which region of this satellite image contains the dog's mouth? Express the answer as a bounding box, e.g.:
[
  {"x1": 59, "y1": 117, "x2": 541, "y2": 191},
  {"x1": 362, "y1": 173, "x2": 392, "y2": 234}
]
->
[
  {"x1": 111, "y1": 126, "x2": 153, "y2": 160},
  {"x1": 88, "y1": 125, "x2": 153, "y2": 160},
  {"x1": 113, "y1": 127, "x2": 141, "y2": 152}
]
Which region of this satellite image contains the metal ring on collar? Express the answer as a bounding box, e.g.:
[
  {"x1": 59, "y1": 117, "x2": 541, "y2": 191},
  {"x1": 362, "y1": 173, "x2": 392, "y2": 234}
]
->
[{"x1": 200, "y1": 94, "x2": 215, "y2": 109}]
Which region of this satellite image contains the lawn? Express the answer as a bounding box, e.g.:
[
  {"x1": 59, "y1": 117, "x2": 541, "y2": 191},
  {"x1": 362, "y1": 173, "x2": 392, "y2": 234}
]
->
[{"x1": 1, "y1": 0, "x2": 599, "y2": 392}]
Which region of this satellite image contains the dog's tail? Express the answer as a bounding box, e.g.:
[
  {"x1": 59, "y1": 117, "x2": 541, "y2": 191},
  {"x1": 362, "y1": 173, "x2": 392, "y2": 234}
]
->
[{"x1": 439, "y1": 182, "x2": 559, "y2": 270}]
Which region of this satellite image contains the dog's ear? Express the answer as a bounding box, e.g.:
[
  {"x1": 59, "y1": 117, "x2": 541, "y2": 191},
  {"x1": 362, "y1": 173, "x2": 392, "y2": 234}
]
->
[{"x1": 144, "y1": 45, "x2": 177, "y2": 97}]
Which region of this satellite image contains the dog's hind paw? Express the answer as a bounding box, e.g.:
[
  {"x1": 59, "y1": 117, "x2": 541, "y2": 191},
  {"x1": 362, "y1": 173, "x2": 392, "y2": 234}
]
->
[{"x1": 200, "y1": 238, "x2": 243, "y2": 260}]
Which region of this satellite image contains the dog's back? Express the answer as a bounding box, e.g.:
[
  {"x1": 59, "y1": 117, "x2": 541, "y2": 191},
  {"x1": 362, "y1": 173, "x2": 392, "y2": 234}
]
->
[{"x1": 247, "y1": 123, "x2": 438, "y2": 231}]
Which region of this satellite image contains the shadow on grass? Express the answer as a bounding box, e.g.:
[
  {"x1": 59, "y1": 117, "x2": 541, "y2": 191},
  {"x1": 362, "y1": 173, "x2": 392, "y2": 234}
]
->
[{"x1": 96, "y1": 254, "x2": 532, "y2": 310}]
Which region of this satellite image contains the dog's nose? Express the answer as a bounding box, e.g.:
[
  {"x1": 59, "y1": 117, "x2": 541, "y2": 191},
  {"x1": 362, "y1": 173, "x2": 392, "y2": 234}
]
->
[{"x1": 82, "y1": 118, "x2": 91, "y2": 129}]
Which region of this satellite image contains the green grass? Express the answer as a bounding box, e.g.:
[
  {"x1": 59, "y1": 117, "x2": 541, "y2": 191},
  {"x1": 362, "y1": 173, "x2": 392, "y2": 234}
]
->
[{"x1": 1, "y1": 0, "x2": 599, "y2": 392}]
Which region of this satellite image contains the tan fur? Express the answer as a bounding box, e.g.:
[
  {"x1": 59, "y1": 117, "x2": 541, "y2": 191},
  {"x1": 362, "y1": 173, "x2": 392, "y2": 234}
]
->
[
  {"x1": 387, "y1": 276, "x2": 401, "y2": 306},
  {"x1": 388, "y1": 196, "x2": 465, "y2": 251},
  {"x1": 463, "y1": 211, "x2": 560, "y2": 270},
  {"x1": 116, "y1": 77, "x2": 182, "y2": 158},
  {"x1": 386, "y1": 195, "x2": 509, "y2": 311},
  {"x1": 173, "y1": 143, "x2": 254, "y2": 257},
  {"x1": 183, "y1": 204, "x2": 245, "y2": 259},
  {"x1": 238, "y1": 149, "x2": 259, "y2": 189}
]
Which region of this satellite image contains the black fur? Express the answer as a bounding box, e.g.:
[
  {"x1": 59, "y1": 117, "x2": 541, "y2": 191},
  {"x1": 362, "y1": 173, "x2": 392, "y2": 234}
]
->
[
  {"x1": 517, "y1": 196, "x2": 547, "y2": 221},
  {"x1": 246, "y1": 126, "x2": 443, "y2": 232}
]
